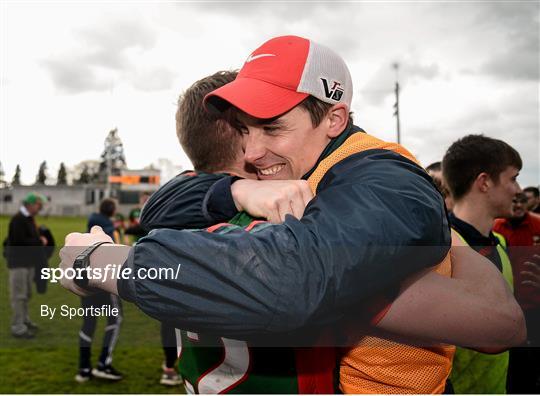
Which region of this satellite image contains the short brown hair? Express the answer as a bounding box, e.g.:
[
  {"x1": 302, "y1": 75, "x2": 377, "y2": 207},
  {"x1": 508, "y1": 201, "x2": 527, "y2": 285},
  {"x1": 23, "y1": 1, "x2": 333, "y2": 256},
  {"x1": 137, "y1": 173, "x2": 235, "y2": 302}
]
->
[
  {"x1": 99, "y1": 198, "x2": 116, "y2": 217},
  {"x1": 176, "y1": 71, "x2": 240, "y2": 172},
  {"x1": 442, "y1": 134, "x2": 522, "y2": 201},
  {"x1": 298, "y1": 95, "x2": 354, "y2": 127},
  {"x1": 426, "y1": 161, "x2": 442, "y2": 173},
  {"x1": 524, "y1": 186, "x2": 539, "y2": 198}
]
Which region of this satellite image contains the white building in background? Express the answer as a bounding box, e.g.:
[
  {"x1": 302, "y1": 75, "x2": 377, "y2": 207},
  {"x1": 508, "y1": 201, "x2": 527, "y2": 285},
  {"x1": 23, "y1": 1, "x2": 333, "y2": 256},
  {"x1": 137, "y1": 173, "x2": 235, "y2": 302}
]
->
[
  {"x1": 0, "y1": 129, "x2": 171, "y2": 217},
  {"x1": 0, "y1": 185, "x2": 92, "y2": 217},
  {"x1": 154, "y1": 158, "x2": 183, "y2": 185},
  {"x1": 0, "y1": 168, "x2": 161, "y2": 217}
]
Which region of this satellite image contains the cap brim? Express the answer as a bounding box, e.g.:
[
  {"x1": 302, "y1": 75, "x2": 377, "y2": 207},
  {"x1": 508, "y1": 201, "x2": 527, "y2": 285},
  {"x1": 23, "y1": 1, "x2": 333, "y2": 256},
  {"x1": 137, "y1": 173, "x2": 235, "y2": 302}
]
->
[{"x1": 204, "y1": 77, "x2": 309, "y2": 119}]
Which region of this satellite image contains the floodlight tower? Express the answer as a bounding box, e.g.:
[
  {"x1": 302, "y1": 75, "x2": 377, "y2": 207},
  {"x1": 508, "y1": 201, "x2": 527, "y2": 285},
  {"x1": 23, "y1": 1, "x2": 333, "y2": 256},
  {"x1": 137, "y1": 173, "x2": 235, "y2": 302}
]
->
[{"x1": 101, "y1": 128, "x2": 126, "y2": 197}]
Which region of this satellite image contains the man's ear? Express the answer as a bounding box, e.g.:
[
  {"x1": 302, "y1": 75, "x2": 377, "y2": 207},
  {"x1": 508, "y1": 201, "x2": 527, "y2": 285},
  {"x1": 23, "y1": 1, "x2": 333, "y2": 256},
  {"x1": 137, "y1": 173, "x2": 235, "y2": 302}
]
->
[
  {"x1": 474, "y1": 172, "x2": 492, "y2": 193},
  {"x1": 326, "y1": 103, "x2": 349, "y2": 138}
]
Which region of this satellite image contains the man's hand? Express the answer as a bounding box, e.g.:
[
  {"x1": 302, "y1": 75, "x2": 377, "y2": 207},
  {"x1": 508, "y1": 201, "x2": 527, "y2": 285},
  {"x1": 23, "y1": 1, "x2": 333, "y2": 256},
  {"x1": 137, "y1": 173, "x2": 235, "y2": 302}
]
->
[
  {"x1": 65, "y1": 225, "x2": 114, "y2": 245},
  {"x1": 521, "y1": 254, "x2": 540, "y2": 289},
  {"x1": 231, "y1": 179, "x2": 314, "y2": 223},
  {"x1": 59, "y1": 226, "x2": 113, "y2": 297}
]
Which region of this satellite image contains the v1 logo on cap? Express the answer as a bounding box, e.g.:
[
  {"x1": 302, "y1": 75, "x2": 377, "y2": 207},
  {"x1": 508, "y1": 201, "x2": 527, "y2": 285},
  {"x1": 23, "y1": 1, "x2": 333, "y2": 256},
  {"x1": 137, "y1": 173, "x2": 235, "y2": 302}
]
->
[
  {"x1": 245, "y1": 53, "x2": 276, "y2": 63},
  {"x1": 204, "y1": 35, "x2": 353, "y2": 119},
  {"x1": 320, "y1": 78, "x2": 344, "y2": 102}
]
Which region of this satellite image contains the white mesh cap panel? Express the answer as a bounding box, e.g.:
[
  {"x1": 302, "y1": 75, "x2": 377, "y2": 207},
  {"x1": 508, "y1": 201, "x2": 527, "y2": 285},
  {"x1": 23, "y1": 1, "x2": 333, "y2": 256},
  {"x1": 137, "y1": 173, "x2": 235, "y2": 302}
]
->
[{"x1": 297, "y1": 40, "x2": 353, "y2": 108}]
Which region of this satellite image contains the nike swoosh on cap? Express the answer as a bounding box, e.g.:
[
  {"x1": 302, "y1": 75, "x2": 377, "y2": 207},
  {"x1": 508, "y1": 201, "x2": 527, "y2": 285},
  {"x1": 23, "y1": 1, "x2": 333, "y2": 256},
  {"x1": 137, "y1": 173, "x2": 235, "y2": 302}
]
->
[{"x1": 245, "y1": 53, "x2": 276, "y2": 63}]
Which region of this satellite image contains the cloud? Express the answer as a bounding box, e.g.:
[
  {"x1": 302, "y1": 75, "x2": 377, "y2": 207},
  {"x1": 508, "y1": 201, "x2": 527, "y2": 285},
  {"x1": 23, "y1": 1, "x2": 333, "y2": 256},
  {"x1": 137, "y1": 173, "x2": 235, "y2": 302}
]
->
[
  {"x1": 77, "y1": 20, "x2": 157, "y2": 54},
  {"x1": 360, "y1": 58, "x2": 441, "y2": 106},
  {"x1": 76, "y1": 20, "x2": 157, "y2": 71},
  {"x1": 185, "y1": 2, "x2": 351, "y2": 21},
  {"x1": 476, "y1": 3, "x2": 539, "y2": 81},
  {"x1": 407, "y1": 104, "x2": 539, "y2": 186},
  {"x1": 42, "y1": 19, "x2": 170, "y2": 93},
  {"x1": 130, "y1": 66, "x2": 177, "y2": 92},
  {"x1": 481, "y1": 40, "x2": 539, "y2": 81},
  {"x1": 444, "y1": 89, "x2": 538, "y2": 183},
  {"x1": 179, "y1": 2, "x2": 364, "y2": 56},
  {"x1": 42, "y1": 60, "x2": 111, "y2": 94},
  {"x1": 479, "y1": 2, "x2": 538, "y2": 31},
  {"x1": 406, "y1": 62, "x2": 440, "y2": 80}
]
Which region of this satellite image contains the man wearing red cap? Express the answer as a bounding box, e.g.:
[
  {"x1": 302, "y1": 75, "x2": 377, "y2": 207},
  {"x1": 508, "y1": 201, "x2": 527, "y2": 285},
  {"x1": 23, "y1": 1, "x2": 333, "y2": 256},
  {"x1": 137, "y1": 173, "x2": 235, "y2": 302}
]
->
[
  {"x1": 133, "y1": 67, "x2": 528, "y2": 394},
  {"x1": 58, "y1": 36, "x2": 525, "y2": 392}
]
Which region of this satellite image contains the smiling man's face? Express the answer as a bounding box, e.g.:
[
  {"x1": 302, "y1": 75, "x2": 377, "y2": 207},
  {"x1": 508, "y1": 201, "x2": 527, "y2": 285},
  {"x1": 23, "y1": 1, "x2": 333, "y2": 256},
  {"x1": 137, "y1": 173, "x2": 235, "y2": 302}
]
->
[{"x1": 236, "y1": 106, "x2": 332, "y2": 181}]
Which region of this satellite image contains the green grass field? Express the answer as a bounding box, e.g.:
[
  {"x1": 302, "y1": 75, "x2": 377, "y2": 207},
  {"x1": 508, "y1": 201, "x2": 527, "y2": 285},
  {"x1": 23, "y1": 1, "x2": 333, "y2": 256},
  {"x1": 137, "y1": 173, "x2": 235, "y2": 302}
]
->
[{"x1": 0, "y1": 215, "x2": 185, "y2": 394}]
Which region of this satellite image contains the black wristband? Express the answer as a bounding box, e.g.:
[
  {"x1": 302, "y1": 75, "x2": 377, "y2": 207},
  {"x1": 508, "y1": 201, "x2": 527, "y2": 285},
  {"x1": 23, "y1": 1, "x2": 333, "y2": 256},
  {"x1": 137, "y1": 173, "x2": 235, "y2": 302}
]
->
[{"x1": 72, "y1": 241, "x2": 111, "y2": 288}]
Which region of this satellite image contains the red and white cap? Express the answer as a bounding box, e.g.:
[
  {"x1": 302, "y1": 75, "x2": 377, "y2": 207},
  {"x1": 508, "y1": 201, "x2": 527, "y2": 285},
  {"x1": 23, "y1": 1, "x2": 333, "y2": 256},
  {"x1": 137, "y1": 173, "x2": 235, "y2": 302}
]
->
[{"x1": 204, "y1": 35, "x2": 353, "y2": 119}]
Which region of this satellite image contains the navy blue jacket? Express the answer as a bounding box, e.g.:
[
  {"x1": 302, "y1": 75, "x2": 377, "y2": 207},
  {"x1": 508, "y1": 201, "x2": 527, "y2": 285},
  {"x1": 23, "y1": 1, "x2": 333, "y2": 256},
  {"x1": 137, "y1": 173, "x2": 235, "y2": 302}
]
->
[
  {"x1": 119, "y1": 127, "x2": 450, "y2": 339},
  {"x1": 87, "y1": 213, "x2": 115, "y2": 239},
  {"x1": 5, "y1": 211, "x2": 47, "y2": 269}
]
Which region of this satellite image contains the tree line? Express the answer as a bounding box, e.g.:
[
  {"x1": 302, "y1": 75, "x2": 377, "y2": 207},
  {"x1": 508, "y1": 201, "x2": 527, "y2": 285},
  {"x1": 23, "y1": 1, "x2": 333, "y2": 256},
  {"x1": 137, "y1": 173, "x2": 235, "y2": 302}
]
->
[
  {"x1": 0, "y1": 161, "x2": 98, "y2": 187},
  {"x1": 0, "y1": 129, "x2": 128, "y2": 188}
]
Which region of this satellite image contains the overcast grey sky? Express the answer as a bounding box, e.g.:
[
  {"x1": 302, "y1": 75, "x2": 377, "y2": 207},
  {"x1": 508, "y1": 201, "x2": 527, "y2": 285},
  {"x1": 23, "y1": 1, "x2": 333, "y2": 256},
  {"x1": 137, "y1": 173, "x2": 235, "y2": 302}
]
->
[{"x1": 1, "y1": 1, "x2": 538, "y2": 186}]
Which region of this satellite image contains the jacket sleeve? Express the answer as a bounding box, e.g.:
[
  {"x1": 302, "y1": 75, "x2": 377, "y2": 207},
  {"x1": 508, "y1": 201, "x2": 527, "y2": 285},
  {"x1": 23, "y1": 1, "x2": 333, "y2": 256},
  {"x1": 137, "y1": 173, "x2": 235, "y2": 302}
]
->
[
  {"x1": 118, "y1": 150, "x2": 451, "y2": 339},
  {"x1": 139, "y1": 172, "x2": 238, "y2": 231}
]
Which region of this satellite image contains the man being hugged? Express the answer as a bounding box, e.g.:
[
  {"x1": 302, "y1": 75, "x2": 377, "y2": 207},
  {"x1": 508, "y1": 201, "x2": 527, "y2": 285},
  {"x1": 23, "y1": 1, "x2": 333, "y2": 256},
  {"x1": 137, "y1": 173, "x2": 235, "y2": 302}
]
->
[{"x1": 59, "y1": 36, "x2": 525, "y2": 393}]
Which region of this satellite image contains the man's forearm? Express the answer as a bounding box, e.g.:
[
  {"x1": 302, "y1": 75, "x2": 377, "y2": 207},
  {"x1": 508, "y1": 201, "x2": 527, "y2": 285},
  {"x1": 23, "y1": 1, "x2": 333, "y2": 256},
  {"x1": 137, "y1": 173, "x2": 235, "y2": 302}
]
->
[
  {"x1": 140, "y1": 172, "x2": 236, "y2": 231},
  {"x1": 378, "y1": 241, "x2": 526, "y2": 350},
  {"x1": 116, "y1": 219, "x2": 449, "y2": 339}
]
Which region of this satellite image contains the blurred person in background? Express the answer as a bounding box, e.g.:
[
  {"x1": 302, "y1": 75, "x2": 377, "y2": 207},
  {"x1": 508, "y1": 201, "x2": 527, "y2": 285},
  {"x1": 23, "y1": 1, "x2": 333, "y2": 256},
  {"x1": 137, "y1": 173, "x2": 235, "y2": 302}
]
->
[
  {"x1": 5, "y1": 192, "x2": 47, "y2": 339},
  {"x1": 426, "y1": 161, "x2": 454, "y2": 212},
  {"x1": 112, "y1": 213, "x2": 129, "y2": 245},
  {"x1": 34, "y1": 223, "x2": 55, "y2": 294},
  {"x1": 124, "y1": 192, "x2": 181, "y2": 386},
  {"x1": 524, "y1": 186, "x2": 540, "y2": 215},
  {"x1": 125, "y1": 192, "x2": 150, "y2": 244},
  {"x1": 76, "y1": 198, "x2": 123, "y2": 383}
]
